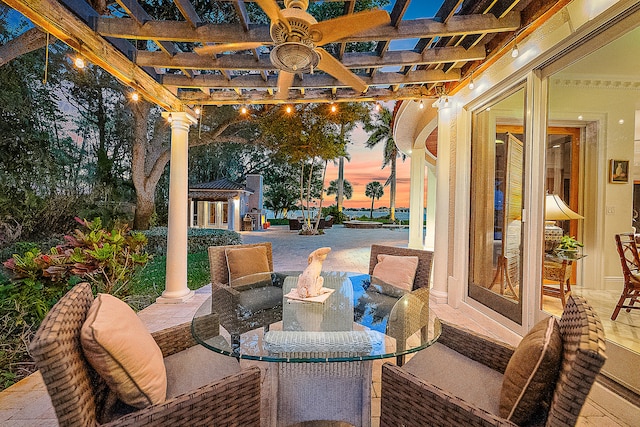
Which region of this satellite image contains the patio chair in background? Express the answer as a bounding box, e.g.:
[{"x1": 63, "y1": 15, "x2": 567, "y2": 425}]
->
[
  {"x1": 612, "y1": 232, "x2": 640, "y2": 320},
  {"x1": 380, "y1": 295, "x2": 606, "y2": 427},
  {"x1": 29, "y1": 282, "x2": 261, "y2": 427},
  {"x1": 208, "y1": 242, "x2": 283, "y2": 343},
  {"x1": 367, "y1": 244, "x2": 434, "y2": 365}
]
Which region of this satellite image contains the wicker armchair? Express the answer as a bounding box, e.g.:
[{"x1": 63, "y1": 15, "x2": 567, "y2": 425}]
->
[
  {"x1": 208, "y1": 242, "x2": 283, "y2": 341},
  {"x1": 29, "y1": 282, "x2": 261, "y2": 427},
  {"x1": 612, "y1": 232, "x2": 640, "y2": 320},
  {"x1": 380, "y1": 295, "x2": 606, "y2": 427},
  {"x1": 367, "y1": 245, "x2": 434, "y2": 365}
]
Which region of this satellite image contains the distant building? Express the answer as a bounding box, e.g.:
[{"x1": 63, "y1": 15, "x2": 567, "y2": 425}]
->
[{"x1": 188, "y1": 175, "x2": 263, "y2": 231}]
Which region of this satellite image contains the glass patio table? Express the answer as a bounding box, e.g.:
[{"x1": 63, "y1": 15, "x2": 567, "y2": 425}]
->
[
  {"x1": 191, "y1": 271, "x2": 440, "y2": 362},
  {"x1": 191, "y1": 270, "x2": 440, "y2": 427}
]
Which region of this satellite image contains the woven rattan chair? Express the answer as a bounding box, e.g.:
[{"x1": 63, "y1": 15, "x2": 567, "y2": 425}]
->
[
  {"x1": 380, "y1": 295, "x2": 606, "y2": 427},
  {"x1": 368, "y1": 245, "x2": 434, "y2": 365},
  {"x1": 208, "y1": 242, "x2": 282, "y2": 341},
  {"x1": 29, "y1": 282, "x2": 261, "y2": 427},
  {"x1": 612, "y1": 232, "x2": 640, "y2": 320}
]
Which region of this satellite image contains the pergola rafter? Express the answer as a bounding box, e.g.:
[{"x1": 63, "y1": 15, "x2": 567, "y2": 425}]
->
[{"x1": 3, "y1": 0, "x2": 560, "y2": 108}]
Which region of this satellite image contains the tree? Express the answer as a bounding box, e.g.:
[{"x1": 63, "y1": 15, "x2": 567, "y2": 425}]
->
[
  {"x1": 364, "y1": 105, "x2": 405, "y2": 221},
  {"x1": 259, "y1": 104, "x2": 346, "y2": 234},
  {"x1": 327, "y1": 179, "x2": 353, "y2": 203},
  {"x1": 131, "y1": 102, "x2": 247, "y2": 230},
  {"x1": 365, "y1": 181, "x2": 384, "y2": 219}
]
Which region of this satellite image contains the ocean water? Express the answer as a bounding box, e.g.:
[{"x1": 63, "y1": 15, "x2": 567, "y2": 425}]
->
[{"x1": 266, "y1": 208, "x2": 417, "y2": 221}]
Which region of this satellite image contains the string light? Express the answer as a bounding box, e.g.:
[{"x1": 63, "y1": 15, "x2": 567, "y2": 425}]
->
[
  {"x1": 74, "y1": 56, "x2": 86, "y2": 69},
  {"x1": 511, "y1": 41, "x2": 519, "y2": 58},
  {"x1": 468, "y1": 72, "x2": 475, "y2": 90}
]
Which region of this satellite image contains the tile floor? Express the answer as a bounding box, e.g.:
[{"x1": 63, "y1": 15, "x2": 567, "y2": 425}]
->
[{"x1": 0, "y1": 225, "x2": 635, "y2": 426}]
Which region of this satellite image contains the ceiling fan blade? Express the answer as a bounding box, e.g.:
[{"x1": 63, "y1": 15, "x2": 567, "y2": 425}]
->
[
  {"x1": 311, "y1": 10, "x2": 390, "y2": 46},
  {"x1": 194, "y1": 42, "x2": 264, "y2": 56},
  {"x1": 275, "y1": 71, "x2": 295, "y2": 100},
  {"x1": 255, "y1": 0, "x2": 291, "y2": 32},
  {"x1": 316, "y1": 48, "x2": 367, "y2": 93}
]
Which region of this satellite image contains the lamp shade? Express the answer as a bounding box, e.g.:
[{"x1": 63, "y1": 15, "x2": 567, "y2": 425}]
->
[{"x1": 545, "y1": 194, "x2": 584, "y2": 221}]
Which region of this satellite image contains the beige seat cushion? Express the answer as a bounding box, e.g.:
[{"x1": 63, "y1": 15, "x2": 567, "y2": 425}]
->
[
  {"x1": 372, "y1": 254, "x2": 419, "y2": 292},
  {"x1": 500, "y1": 317, "x2": 563, "y2": 424},
  {"x1": 225, "y1": 246, "x2": 271, "y2": 287},
  {"x1": 404, "y1": 342, "x2": 503, "y2": 415},
  {"x1": 81, "y1": 294, "x2": 166, "y2": 408},
  {"x1": 164, "y1": 345, "x2": 241, "y2": 398}
]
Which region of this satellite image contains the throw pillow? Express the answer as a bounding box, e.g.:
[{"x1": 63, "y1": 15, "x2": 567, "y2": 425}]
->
[
  {"x1": 226, "y1": 245, "x2": 271, "y2": 287},
  {"x1": 371, "y1": 254, "x2": 419, "y2": 292},
  {"x1": 81, "y1": 293, "x2": 167, "y2": 408},
  {"x1": 499, "y1": 317, "x2": 563, "y2": 424}
]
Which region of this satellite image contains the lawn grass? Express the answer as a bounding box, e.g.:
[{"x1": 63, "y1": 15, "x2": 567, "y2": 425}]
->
[{"x1": 126, "y1": 251, "x2": 210, "y2": 311}]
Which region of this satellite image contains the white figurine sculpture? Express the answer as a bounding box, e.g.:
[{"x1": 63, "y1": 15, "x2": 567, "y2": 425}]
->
[{"x1": 297, "y1": 247, "x2": 331, "y2": 298}]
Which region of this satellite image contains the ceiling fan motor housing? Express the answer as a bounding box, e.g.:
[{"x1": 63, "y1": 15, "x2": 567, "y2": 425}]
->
[{"x1": 270, "y1": 8, "x2": 321, "y2": 73}]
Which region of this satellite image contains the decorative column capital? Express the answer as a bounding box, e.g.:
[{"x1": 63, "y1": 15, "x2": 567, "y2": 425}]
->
[{"x1": 161, "y1": 111, "x2": 198, "y2": 129}]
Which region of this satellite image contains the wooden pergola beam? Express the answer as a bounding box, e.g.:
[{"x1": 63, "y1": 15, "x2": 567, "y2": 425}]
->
[
  {"x1": 4, "y1": 0, "x2": 186, "y2": 112},
  {"x1": 162, "y1": 68, "x2": 461, "y2": 89},
  {"x1": 136, "y1": 46, "x2": 486, "y2": 70},
  {"x1": 96, "y1": 12, "x2": 520, "y2": 43},
  {"x1": 178, "y1": 86, "x2": 438, "y2": 105}
]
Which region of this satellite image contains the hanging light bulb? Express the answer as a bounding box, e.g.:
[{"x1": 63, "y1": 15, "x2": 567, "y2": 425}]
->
[
  {"x1": 74, "y1": 56, "x2": 86, "y2": 69},
  {"x1": 285, "y1": 105, "x2": 292, "y2": 114},
  {"x1": 443, "y1": 97, "x2": 450, "y2": 108},
  {"x1": 419, "y1": 99, "x2": 424, "y2": 109},
  {"x1": 167, "y1": 113, "x2": 173, "y2": 123},
  {"x1": 468, "y1": 72, "x2": 475, "y2": 90},
  {"x1": 130, "y1": 92, "x2": 140, "y2": 102},
  {"x1": 240, "y1": 106, "x2": 247, "y2": 115},
  {"x1": 194, "y1": 106, "x2": 201, "y2": 116},
  {"x1": 375, "y1": 103, "x2": 381, "y2": 112},
  {"x1": 511, "y1": 41, "x2": 519, "y2": 58},
  {"x1": 330, "y1": 103, "x2": 337, "y2": 113}
]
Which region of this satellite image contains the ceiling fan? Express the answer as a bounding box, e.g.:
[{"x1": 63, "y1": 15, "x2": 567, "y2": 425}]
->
[{"x1": 194, "y1": 0, "x2": 390, "y2": 99}]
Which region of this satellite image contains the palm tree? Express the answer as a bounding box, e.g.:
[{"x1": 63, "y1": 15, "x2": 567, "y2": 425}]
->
[
  {"x1": 365, "y1": 181, "x2": 384, "y2": 219},
  {"x1": 364, "y1": 105, "x2": 405, "y2": 222},
  {"x1": 327, "y1": 179, "x2": 353, "y2": 203}
]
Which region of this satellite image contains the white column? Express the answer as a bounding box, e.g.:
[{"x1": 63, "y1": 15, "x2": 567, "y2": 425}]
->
[
  {"x1": 424, "y1": 165, "x2": 437, "y2": 251},
  {"x1": 158, "y1": 112, "x2": 197, "y2": 304},
  {"x1": 408, "y1": 147, "x2": 426, "y2": 249},
  {"x1": 431, "y1": 105, "x2": 452, "y2": 304}
]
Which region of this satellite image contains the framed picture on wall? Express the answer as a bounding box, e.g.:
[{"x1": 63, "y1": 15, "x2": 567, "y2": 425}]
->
[{"x1": 610, "y1": 159, "x2": 629, "y2": 183}]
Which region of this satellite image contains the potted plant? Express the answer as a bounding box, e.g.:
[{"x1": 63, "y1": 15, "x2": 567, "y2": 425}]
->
[{"x1": 555, "y1": 235, "x2": 583, "y2": 257}]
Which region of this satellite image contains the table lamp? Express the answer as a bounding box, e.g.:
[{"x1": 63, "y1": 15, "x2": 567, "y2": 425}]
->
[{"x1": 545, "y1": 194, "x2": 584, "y2": 252}]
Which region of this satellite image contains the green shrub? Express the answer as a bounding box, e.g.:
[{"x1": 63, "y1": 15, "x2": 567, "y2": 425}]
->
[
  {"x1": 141, "y1": 227, "x2": 241, "y2": 256},
  {"x1": 321, "y1": 205, "x2": 348, "y2": 224},
  {"x1": 267, "y1": 218, "x2": 289, "y2": 225},
  {"x1": 3, "y1": 217, "x2": 149, "y2": 297}
]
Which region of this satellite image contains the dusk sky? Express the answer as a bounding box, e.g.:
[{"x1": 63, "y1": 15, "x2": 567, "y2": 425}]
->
[{"x1": 323, "y1": 3, "x2": 438, "y2": 209}]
